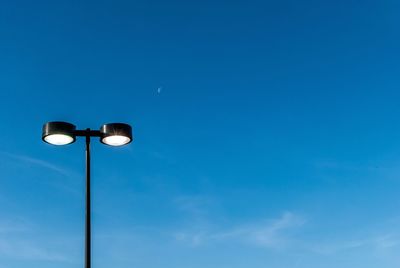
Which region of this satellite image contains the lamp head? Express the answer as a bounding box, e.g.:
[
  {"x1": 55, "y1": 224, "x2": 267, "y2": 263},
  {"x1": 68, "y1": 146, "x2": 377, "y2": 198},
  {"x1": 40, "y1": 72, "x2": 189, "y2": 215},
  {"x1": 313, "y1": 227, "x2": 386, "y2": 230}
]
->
[
  {"x1": 42, "y1": 121, "x2": 76, "y2": 145},
  {"x1": 100, "y1": 123, "x2": 132, "y2": 146}
]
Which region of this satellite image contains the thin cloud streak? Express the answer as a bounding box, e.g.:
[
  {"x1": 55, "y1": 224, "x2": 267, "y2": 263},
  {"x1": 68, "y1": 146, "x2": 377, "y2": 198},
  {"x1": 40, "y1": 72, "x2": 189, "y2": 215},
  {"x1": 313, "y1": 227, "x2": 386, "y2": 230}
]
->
[
  {"x1": 173, "y1": 205, "x2": 400, "y2": 257},
  {"x1": 0, "y1": 239, "x2": 68, "y2": 262},
  {"x1": 174, "y1": 212, "x2": 306, "y2": 249},
  {"x1": 0, "y1": 219, "x2": 28, "y2": 234},
  {"x1": 0, "y1": 218, "x2": 71, "y2": 262},
  {"x1": 0, "y1": 151, "x2": 77, "y2": 178},
  {"x1": 0, "y1": 151, "x2": 81, "y2": 195},
  {"x1": 309, "y1": 234, "x2": 400, "y2": 255}
]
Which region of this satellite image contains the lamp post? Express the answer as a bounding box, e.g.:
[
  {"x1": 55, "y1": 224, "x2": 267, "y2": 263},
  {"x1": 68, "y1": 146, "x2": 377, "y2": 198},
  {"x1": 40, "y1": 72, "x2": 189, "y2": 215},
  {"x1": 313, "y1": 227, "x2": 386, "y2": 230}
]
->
[{"x1": 42, "y1": 121, "x2": 133, "y2": 268}]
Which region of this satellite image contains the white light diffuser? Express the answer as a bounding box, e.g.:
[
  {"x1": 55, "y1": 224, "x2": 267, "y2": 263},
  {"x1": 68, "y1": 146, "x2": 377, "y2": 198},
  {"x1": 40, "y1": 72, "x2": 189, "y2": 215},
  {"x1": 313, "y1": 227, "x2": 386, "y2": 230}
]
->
[
  {"x1": 101, "y1": 135, "x2": 131, "y2": 146},
  {"x1": 44, "y1": 134, "x2": 74, "y2": 145}
]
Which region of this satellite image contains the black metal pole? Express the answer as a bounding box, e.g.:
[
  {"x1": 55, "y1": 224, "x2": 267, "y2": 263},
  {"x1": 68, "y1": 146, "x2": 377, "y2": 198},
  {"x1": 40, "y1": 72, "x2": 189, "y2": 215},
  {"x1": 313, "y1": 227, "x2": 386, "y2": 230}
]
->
[{"x1": 85, "y1": 130, "x2": 91, "y2": 268}]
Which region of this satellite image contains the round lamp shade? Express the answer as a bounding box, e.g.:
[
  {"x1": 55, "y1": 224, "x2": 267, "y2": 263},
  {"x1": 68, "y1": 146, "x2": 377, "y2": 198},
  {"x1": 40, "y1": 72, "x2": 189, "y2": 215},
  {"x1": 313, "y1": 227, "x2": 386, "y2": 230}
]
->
[
  {"x1": 42, "y1": 122, "x2": 76, "y2": 145},
  {"x1": 100, "y1": 123, "x2": 132, "y2": 146}
]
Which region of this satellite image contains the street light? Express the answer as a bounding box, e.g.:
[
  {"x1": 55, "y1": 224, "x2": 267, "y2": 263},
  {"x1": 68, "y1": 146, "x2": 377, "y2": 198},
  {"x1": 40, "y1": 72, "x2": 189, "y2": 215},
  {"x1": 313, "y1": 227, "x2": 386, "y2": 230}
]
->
[{"x1": 42, "y1": 121, "x2": 133, "y2": 268}]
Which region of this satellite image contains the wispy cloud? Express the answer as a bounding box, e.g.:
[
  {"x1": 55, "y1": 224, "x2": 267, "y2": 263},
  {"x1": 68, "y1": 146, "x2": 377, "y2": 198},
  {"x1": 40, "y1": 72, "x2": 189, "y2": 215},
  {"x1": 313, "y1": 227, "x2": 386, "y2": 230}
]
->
[
  {"x1": 0, "y1": 151, "x2": 77, "y2": 178},
  {"x1": 233, "y1": 212, "x2": 306, "y2": 248},
  {"x1": 309, "y1": 239, "x2": 369, "y2": 255},
  {"x1": 0, "y1": 152, "x2": 81, "y2": 261},
  {"x1": 0, "y1": 219, "x2": 29, "y2": 234},
  {"x1": 0, "y1": 151, "x2": 81, "y2": 195},
  {"x1": 309, "y1": 233, "x2": 400, "y2": 255},
  {"x1": 374, "y1": 234, "x2": 400, "y2": 249},
  {"x1": 0, "y1": 218, "x2": 71, "y2": 262},
  {"x1": 0, "y1": 239, "x2": 68, "y2": 261},
  {"x1": 174, "y1": 195, "x2": 216, "y2": 219},
  {"x1": 174, "y1": 211, "x2": 306, "y2": 249},
  {"x1": 172, "y1": 199, "x2": 400, "y2": 257}
]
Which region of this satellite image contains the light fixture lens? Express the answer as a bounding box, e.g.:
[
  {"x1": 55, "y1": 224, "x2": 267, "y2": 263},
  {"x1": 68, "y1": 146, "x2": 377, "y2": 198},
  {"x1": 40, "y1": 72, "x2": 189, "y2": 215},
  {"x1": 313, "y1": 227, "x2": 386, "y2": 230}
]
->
[
  {"x1": 44, "y1": 134, "x2": 75, "y2": 145},
  {"x1": 100, "y1": 123, "x2": 133, "y2": 146},
  {"x1": 102, "y1": 135, "x2": 131, "y2": 146}
]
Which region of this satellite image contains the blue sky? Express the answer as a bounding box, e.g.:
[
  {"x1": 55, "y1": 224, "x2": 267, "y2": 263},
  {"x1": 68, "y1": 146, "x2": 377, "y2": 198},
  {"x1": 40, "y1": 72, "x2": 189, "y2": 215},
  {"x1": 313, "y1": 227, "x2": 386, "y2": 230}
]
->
[{"x1": 1, "y1": 0, "x2": 400, "y2": 267}]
